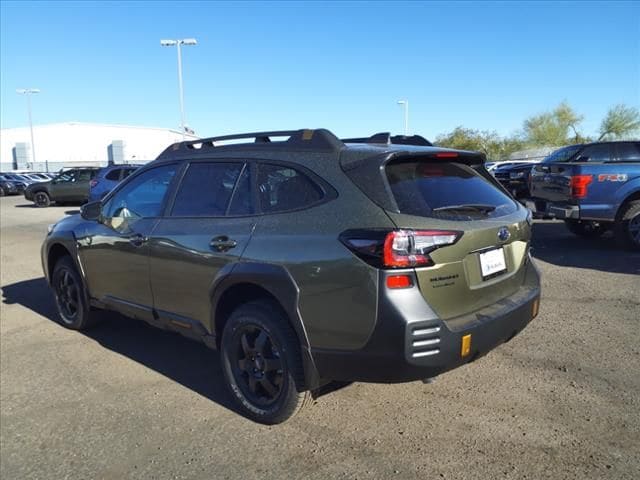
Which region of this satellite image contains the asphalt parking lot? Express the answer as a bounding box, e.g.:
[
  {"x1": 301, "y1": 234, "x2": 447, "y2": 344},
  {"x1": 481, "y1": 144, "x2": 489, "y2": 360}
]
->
[{"x1": 1, "y1": 195, "x2": 639, "y2": 480}]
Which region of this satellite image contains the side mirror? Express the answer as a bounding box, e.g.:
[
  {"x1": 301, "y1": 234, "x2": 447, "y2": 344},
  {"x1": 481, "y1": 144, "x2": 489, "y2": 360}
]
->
[{"x1": 81, "y1": 201, "x2": 102, "y2": 221}]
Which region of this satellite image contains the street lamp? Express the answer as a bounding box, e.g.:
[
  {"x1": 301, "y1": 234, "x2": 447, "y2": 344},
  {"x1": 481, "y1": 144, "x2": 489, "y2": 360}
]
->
[
  {"x1": 397, "y1": 100, "x2": 409, "y2": 136},
  {"x1": 16, "y1": 88, "x2": 43, "y2": 171},
  {"x1": 160, "y1": 38, "x2": 197, "y2": 140}
]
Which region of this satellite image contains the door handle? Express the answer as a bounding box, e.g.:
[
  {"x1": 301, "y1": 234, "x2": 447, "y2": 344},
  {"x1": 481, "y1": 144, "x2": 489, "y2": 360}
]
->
[
  {"x1": 129, "y1": 233, "x2": 148, "y2": 247},
  {"x1": 210, "y1": 235, "x2": 237, "y2": 252}
]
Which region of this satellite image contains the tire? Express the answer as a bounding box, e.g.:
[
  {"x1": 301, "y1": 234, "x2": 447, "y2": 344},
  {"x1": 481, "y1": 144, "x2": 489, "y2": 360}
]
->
[
  {"x1": 34, "y1": 191, "x2": 51, "y2": 207},
  {"x1": 0, "y1": 187, "x2": 5, "y2": 197},
  {"x1": 220, "y1": 300, "x2": 311, "y2": 424},
  {"x1": 564, "y1": 219, "x2": 607, "y2": 238},
  {"x1": 614, "y1": 200, "x2": 640, "y2": 251},
  {"x1": 51, "y1": 256, "x2": 97, "y2": 330}
]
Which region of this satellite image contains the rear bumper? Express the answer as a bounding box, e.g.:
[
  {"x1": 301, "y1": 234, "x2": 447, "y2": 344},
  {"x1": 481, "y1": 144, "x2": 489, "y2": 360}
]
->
[
  {"x1": 311, "y1": 259, "x2": 541, "y2": 383},
  {"x1": 548, "y1": 204, "x2": 580, "y2": 219}
]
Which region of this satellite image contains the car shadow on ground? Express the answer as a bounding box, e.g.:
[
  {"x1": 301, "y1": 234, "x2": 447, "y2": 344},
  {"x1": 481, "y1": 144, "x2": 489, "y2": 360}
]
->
[
  {"x1": 1, "y1": 277, "x2": 243, "y2": 417},
  {"x1": 531, "y1": 221, "x2": 640, "y2": 275}
]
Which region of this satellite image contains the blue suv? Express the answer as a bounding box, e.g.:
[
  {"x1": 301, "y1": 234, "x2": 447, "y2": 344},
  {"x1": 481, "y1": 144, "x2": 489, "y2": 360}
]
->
[{"x1": 88, "y1": 164, "x2": 140, "y2": 202}]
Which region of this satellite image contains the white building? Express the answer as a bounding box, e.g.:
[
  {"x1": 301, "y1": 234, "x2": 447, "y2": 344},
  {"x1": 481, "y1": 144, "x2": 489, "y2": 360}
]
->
[{"x1": 0, "y1": 122, "x2": 198, "y2": 172}]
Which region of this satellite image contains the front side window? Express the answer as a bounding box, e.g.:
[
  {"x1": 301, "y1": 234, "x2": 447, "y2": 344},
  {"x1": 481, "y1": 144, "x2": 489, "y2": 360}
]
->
[
  {"x1": 56, "y1": 171, "x2": 77, "y2": 183},
  {"x1": 102, "y1": 164, "x2": 177, "y2": 232},
  {"x1": 76, "y1": 170, "x2": 94, "y2": 181},
  {"x1": 257, "y1": 164, "x2": 323, "y2": 213},
  {"x1": 171, "y1": 162, "x2": 244, "y2": 217}
]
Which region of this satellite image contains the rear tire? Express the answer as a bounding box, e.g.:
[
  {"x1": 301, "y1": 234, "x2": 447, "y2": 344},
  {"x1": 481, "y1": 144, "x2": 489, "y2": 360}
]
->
[
  {"x1": 34, "y1": 191, "x2": 51, "y2": 207},
  {"x1": 564, "y1": 219, "x2": 607, "y2": 238},
  {"x1": 614, "y1": 200, "x2": 640, "y2": 251},
  {"x1": 0, "y1": 186, "x2": 5, "y2": 197},
  {"x1": 51, "y1": 256, "x2": 97, "y2": 330},
  {"x1": 220, "y1": 300, "x2": 311, "y2": 424}
]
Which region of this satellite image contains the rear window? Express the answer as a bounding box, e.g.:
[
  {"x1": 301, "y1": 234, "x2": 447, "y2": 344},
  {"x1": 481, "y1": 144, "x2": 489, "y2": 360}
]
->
[
  {"x1": 386, "y1": 161, "x2": 517, "y2": 220},
  {"x1": 257, "y1": 164, "x2": 323, "y2": 213}
]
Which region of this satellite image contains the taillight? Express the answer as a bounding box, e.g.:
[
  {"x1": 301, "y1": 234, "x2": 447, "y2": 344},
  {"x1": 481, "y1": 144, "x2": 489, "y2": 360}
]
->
[
  {"x1": 90, "y1": 179, "x2": 98, "y2": 188},
  {"x1": 340, "y1": 229, "x2": 462, "y2": 269},
  {"x1": 570, "y1": 174, "x2": 592, "y2": 199}
]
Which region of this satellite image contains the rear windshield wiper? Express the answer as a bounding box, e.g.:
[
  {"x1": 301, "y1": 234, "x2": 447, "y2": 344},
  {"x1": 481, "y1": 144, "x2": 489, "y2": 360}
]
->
[{"x1": 432, "y1": 204, "x2": 497, "y2": 214}]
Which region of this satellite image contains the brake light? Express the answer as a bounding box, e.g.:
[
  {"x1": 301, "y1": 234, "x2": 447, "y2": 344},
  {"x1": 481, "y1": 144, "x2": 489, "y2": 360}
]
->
[
  {"x1": 339, "y1": 229, "x2": 462, "y2": 269},
  {"x1": 386, "y1": 275, "x2": 413, "y2": 289},
  {"x1": 383, "y1": 230, "x2": 460, "y2": 267},
  {"x1": 570, "y1": 174, "x2": 592, "y2": 199},
  {"x1": 435, "y1": 152, "x2": 458, "y2": 158},
  {"x1": 90, "y1": 179, "x2": 98, "y2": 188}
]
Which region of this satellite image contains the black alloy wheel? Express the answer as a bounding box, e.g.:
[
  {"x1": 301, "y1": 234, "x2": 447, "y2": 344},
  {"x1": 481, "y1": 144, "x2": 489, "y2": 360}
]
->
[
  {"x1": 230, "y1": 324, "x2": 284, "y2": 406},
  {"x1": 220, "y1": 300, "x2": 311, "y2": 424},
  {"x1": 55, "y1": 269, "x2": 80, "y2": 324},
  {"x1": 34, "y1": 191, "x2": 51, "y2": 207},
  {"x1": 51, "y1": 257, "x2": 97, "y2": 330}
]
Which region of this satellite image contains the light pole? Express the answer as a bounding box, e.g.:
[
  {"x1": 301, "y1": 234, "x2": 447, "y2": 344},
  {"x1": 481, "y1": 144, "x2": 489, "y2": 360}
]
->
[
  {"x1": 161, "y1": 38, "x2": 197, "y2": 140},
  {"x1": 16, "y1": 88, "x2": 42, "y2": 171},
  {"x1": 397, "y1": 100, "x2": 409, "y2": 136}
]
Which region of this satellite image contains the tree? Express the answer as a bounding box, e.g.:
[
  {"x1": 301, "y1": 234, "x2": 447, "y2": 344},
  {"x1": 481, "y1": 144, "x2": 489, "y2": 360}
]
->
[
  {"x1": 435, "y1": 127, "x2": 525, "y2": 160},
  {"x1": 522, "y1": 101, "x2": 586, "y2": 146},
  {"x1": 598, "y1": 104, "x2": 640, "y2": 140}
]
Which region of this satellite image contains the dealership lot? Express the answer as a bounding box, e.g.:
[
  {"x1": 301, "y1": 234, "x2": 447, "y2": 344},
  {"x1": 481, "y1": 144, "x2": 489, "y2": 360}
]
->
[{"x1": 1, "y1": 195, "x2": 638, "y2": 479}]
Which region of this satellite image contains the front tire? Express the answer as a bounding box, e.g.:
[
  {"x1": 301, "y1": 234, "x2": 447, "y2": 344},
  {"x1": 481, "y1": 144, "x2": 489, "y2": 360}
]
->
[
  {"x1": 564, "y1": 219, "x2": 607, "y2": 238},
  {"x1": 614, "y1": 200, "x2": 640, "y2": 251},
  {"x1": 51, "y1": 256, "x2": 96, "y2": 330},
  {"x1": 220, "y1": 300, "x2": 311, "y2": 424},
  {"x1": 34, "y1": 191, "x2": 51, "y2": 207}
]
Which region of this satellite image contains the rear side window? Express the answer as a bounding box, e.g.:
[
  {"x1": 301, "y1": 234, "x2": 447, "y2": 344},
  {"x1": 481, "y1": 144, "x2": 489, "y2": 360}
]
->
[
  {"x1": 257, "y1": 164, "x2": 323, "y2": 213},
  {"x1": 121, "y1": 168, "x2": 136, "y2": 180},
  {"x1": 576, "y1": 144, "x2": 611, "y2": 162},
  {"x1": 105, "y1": 169, "x2": 121, "y2": 181},
  {"x1": 171, "y1": 163, "x2": 244, "y2": 217},
  {"x1": 615, "y1": 143, "x2": 640, "y2": 162},
  {"x1": 386, "y1": 161, "x2": 517, "y2": 219}
]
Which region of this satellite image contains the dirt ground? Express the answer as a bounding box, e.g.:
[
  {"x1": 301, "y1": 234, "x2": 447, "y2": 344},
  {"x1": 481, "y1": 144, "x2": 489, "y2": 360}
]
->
[{"x1": 1, "y1": 195, "x2": 639, "y2": 479}]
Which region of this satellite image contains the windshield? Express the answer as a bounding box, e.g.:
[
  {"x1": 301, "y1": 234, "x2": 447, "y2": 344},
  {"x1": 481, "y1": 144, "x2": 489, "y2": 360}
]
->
[{"x1": 542, "y1": 145, "x2": 581, "y2": 163}]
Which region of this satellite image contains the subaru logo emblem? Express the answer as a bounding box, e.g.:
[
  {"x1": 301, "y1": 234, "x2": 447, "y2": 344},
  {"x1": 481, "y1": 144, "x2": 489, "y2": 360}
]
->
[{"x1": 498, "y1": 227, "x2": 511, "y2": 242}]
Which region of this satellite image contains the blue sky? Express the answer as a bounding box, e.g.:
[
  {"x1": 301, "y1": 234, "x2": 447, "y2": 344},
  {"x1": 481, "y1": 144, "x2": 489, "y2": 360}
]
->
[{"x1": 1, "y1": 1, "x2": 638, "y2": 139}]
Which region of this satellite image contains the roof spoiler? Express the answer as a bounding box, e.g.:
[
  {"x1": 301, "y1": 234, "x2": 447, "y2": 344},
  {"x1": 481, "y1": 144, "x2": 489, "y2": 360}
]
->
[{"x1": 341, "y1": 132, "x2": 433, "y2": 147}]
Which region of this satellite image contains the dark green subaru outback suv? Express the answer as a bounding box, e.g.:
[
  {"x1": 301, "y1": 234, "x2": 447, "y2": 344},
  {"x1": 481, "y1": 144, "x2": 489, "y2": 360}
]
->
[{"x1": 42, "y1": 129, "x2": 541, "y2": 424}]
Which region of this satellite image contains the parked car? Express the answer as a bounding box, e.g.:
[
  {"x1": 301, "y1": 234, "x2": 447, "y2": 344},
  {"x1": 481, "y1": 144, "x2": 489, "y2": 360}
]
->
[
  {"x1": 530, "y1": 141, "x2": 640, "y2": 249},
  {"x1": 0, "y1": 180, "x2": 20, "y2": 196},
  {"x1": 0, "y1": 174, "x2": 27, "y2": 193},
  {"x1": 42, "y1": 129, "x2": 541, "y2": 424},
  {"x1": 0, "y1": 172, "x2": 36, "y2": 186},
  {"x1": 24, "y1": 167, "x2": 100, "y2": 207},
  {"x1": 88, "y1": 164, "x2": 140, "y2": 202},
  {"x1": 488, "y1": 160, "x2": 538, "y2": 174}
]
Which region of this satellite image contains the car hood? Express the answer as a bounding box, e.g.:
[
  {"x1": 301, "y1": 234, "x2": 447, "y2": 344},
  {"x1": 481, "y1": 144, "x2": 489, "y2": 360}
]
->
[
  {"x1": 50, "y1": 212, "x2": 87, "y2": 234},
  {"x1": 26, "y1": 180, "x2": 52, "y2": 191}
]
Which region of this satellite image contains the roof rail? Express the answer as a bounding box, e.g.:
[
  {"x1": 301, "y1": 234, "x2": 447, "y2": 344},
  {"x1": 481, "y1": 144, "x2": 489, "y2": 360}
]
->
[
  {"x1": 159, "y1": 128, "x2": 344, "y2": 158},
  {"x1": 342, "y1": 132, "x2": 432, "y2": 147}
]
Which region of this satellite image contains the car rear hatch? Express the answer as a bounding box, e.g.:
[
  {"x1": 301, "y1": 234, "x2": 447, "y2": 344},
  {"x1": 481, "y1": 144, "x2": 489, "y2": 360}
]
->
[{"x1": 342, "y1": 149, "x2": 532, "y2": 321}]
